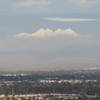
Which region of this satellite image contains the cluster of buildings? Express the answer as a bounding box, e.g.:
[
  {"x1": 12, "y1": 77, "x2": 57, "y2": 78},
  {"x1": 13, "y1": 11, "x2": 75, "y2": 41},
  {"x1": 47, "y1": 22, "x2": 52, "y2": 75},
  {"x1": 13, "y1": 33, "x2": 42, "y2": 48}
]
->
[
  {"x1": 0, "y1": 94, "x2": 81, "y2": 100},
  {"x1": 39, "y1": 79, "x2": 97, "y2": 84},
  {"x1": 0, "y1": 93, "x2": 98, "y2": 100}
]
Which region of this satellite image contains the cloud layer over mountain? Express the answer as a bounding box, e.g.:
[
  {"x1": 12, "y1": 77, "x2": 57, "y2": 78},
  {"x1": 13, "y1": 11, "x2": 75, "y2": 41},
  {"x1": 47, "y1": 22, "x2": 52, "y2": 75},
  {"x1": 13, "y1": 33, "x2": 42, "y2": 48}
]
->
[{"x1": 15, "y1": 28, "x2": 80, "y2": 38}]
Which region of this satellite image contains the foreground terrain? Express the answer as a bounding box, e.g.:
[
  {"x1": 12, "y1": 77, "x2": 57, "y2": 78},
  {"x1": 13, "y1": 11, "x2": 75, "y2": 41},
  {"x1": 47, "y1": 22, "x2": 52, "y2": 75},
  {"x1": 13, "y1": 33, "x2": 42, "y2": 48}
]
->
[{"x1": 0, "y1": 70, "x2": 100, "y2": 100}]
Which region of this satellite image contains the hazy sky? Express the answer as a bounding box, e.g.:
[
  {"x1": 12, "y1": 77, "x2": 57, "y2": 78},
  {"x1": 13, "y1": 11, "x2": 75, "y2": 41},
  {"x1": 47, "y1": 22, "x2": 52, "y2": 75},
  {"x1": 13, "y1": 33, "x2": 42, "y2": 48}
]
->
[{"x1": 0, "y1": 0, "x2": 100, "y2": 71}]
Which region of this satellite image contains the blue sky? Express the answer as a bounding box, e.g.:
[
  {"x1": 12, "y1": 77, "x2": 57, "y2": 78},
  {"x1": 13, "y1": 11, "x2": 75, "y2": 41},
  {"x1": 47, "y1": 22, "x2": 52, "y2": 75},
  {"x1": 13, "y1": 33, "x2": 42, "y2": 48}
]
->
[{"x1": 0, "y1": 0, "x2": 100, "y2": 71}]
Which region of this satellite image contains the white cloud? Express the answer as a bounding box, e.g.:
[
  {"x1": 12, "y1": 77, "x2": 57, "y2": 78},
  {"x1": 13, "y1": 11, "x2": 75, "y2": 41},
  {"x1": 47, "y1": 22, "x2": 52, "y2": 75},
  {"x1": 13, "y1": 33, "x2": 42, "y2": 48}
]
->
[
  {"x1": 17, "y1": 0, "x2": 50, "y2": 6},
  {"x1": 45, "y1": 17, "x2": 97, "y2": 22},
  {"x1": 15, "y1": 28, "x2": 80, "y2": 38},
  {"x1": 80, "y1": 0, "x2": 100, "y2": 4},
  {"x1": 15, "y1": 33, "x2": 32, "y2": 38},
  {"x1": 69, "y1": 0, "x2": 100, "y2": 4}
]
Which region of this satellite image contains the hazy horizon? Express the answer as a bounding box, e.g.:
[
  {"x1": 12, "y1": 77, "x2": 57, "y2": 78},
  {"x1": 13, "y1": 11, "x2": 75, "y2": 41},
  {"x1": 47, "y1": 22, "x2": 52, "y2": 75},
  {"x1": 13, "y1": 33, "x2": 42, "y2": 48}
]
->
[{"x1": 0, "y1": 0, "x2": 100, "y2": 71}]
